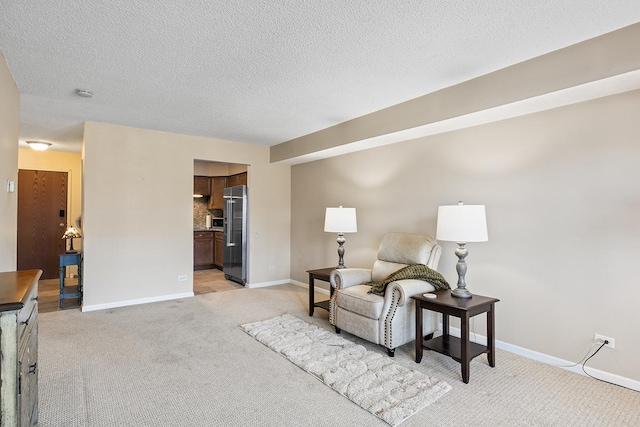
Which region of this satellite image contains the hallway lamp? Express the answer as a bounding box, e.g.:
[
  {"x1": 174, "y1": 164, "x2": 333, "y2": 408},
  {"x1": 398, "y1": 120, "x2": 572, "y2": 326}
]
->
[
  {"x1": 436, "y1": 201, "x2": 488, "y2": 299},
  {"x1": 324, "y1": 206, "x2": 357, "y2": 269},
  {"x1": 62, "y1": 226, "x2": 82, "y2": 253}
]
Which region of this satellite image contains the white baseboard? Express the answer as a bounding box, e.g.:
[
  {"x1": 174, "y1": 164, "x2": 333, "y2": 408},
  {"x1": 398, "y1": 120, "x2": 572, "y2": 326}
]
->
[
  {"x1": 246, "y1": 279, "x2": 290, "y2": 289},
  {"x1": 82, "y1": 292, "x2": 194, "y2": 312},
  {"x1": 445, "y1": 325, "x2": 640, "y2": 392},
  {"x1": 291, "y1": 279, "x2": 330, "y2": 295}
]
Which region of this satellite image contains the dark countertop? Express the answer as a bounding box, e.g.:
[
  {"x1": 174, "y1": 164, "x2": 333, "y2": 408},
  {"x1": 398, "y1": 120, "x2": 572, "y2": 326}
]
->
[{"x1": 0, "y1": 270, "x2": 42, "y2": 312}]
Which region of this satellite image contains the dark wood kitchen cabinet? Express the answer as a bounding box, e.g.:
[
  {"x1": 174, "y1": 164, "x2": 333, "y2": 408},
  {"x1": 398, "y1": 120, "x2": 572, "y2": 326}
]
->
[
  {"x1": 214, "y1": 232, "x2": 224, "y2": 269},
  {"x1": 193, "y1": 176, "x2": 211, "y2": 196},
  {"x1": 194, "y1": 231, "x2": 214, "y2": 269},
  {"x1": 226, "y1": 172, "x2": 247, "y2": 188},
  {"x1": 207, "y1": 177, "x2": 227, "y2": 210}
]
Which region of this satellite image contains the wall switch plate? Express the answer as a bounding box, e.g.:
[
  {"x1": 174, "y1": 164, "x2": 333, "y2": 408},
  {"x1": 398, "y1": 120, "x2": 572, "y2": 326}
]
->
[{"x1": 6, "y1": 179, "x2": 15, "y2": 193}]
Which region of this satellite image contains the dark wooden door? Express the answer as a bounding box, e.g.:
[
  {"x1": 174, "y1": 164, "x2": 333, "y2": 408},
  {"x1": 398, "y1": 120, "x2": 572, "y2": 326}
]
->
[{"x1": 17, "y1": 170, "x2": 68, "y2": 279}]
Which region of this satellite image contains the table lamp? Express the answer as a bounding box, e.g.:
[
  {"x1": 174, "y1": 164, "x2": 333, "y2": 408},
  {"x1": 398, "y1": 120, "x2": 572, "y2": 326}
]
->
[
  {"x1": 62, "y1": 226, "x2": 82, "y2": 253},
  {"x1": 436, "y1": 202, "x2": 488, "y2": 298},
  {"x1": 324, "y1": 206, "x2": 357, "y2": 269}
]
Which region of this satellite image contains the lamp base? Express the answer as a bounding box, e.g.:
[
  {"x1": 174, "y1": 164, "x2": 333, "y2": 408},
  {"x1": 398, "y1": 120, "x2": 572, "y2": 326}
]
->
[
  {"x1": 451, "y1": 287, "x2": 472, "y2": 299},
  {"x1": 452, "y1": 242, "x2": 472, "y2": 298},
  {"x1": 335, "y1": 232, "x2": 347, "y2": 269}
]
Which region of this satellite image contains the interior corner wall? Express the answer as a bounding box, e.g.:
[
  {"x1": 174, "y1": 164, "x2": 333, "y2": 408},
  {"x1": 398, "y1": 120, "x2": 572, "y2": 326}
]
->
[
  {"x1": 0, "y1": 52, "x2": 19, "y2": 272},
  {"x1": 81, "y1": 122, "x2": 291, "y2": 309},
  {"x1": 290, "y1": 89, "x2": 640, "y2": 382}
]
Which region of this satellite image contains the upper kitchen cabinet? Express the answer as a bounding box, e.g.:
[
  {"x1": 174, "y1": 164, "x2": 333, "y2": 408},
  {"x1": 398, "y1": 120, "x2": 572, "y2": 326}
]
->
[
  {"x1": 208, "y1": 177, "x2": 227, "y2": 210},
  {"x1": 194, "y1": 176, "x2": 211, "y2": 196},
  {"x1": 227, "y1": 172, "x2": 247, "y2": 187}
]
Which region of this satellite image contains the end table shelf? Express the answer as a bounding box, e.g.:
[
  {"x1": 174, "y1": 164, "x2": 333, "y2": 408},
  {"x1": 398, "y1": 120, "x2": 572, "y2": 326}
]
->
[
  {"x1": 314, "y1": 299, "x2": 331, "y2": 312},
  {"x1": 422, "y1": 335, "x2": 487, "y2": 363}
]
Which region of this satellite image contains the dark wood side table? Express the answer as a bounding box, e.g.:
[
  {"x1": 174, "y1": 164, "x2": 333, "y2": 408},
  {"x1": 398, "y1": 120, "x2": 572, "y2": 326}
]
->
[
  {"x1": 306, "y1": 268, "x2": 335, "y2": 316},
  {"x1": 413, "y1": 289, "x2": 499, "y2": 384},
  {"x1": 59, "y1": 252, "x2": 83, "y2": 308}
]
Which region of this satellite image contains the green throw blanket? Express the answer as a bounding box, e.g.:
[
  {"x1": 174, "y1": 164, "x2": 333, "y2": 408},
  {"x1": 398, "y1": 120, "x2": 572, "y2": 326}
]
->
[{"x1": 366, "y1": 264, "x2": 450, "y2": 296}]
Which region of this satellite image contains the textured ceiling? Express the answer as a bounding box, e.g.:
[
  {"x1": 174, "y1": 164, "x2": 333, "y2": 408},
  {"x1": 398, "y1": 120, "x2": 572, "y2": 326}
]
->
[{"x1": 1, "y1": 1, "x2": 640, "y2": 152}]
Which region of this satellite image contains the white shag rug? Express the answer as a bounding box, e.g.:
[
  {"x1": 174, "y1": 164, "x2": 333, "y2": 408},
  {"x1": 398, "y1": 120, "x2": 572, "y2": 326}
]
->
[{"x1": 241, "y1": 314, "x2": 451, "y2": 426}]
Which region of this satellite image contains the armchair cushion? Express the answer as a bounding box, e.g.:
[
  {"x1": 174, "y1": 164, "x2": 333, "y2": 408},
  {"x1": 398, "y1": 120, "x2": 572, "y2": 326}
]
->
[
  {"x1": 377, "y1": 233, "x2": 435, "y2": 264},
  {"x1": 371, "y1": 233, "x2": 438, "y2": 280},
  {"x1": 371, "y1": 260, "x2": 407, "y2": 282},
  {"x1": 336, "y1": 285, "x2": 384, "y2": 319}
]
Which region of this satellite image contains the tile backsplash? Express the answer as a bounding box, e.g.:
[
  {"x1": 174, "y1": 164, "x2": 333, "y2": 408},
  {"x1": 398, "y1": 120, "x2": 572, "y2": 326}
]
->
[{"x1": 193, "y1": 198, "x2": 223, "y2": 228}]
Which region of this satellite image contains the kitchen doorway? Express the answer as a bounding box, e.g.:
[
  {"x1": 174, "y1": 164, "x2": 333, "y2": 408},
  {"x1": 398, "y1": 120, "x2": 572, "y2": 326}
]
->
[{"x1": 192, "y1": 159, "x2": 248, "y2": 294}]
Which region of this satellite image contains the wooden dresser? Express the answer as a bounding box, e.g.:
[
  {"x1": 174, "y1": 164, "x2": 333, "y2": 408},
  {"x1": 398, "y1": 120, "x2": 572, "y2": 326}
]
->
[{"x1": 0, "y1": 270, "x2": 41, "y2": 427}]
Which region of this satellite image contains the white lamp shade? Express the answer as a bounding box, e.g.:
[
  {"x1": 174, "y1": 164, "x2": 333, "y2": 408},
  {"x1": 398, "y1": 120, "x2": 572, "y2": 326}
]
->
[
  {"x1": 436, "y1": 204, "x2": 488, "y2": 243},
  {"x1": 324, "y1": 207, "x2": 357, "y2": 233}
]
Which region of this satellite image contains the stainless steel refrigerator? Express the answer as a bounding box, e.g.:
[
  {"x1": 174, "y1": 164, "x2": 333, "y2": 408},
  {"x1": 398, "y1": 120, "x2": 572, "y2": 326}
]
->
[{"x1": 223, "y1": 185, "x2": 247, "y2": 285}]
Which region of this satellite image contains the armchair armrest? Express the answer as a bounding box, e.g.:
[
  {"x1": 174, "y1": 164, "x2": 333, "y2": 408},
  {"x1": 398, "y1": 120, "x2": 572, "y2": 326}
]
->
[
  {"x1": 330, "y1": 268, "x2": 372, "y2": 290},
  {"x1": 386, "y1": 279, "x2": 437, "y2": 306}
]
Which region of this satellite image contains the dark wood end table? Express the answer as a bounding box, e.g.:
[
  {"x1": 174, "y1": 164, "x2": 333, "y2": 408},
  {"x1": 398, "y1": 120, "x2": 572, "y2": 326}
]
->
[
  {"x1": 306, "y1": 268, "x2": 335, "y2": 316},
  {"x1": 413, "y1": 289, "x2": 499, "y2": 384}
]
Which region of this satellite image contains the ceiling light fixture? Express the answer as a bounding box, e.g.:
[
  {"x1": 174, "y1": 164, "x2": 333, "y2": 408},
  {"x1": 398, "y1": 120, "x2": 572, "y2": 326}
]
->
[
  {"x1": 26, "y1": 140, "x2": 52, "y2": 151},
  {"x1": 74, "y1": 88, "x2": 93, "y2": 98}
]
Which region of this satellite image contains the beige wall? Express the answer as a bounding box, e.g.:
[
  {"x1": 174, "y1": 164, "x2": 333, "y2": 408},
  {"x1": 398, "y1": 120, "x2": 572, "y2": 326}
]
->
[
  {"x1": 18, "y1": 148, "x2": 83, "y2": 248},
  {"x1": 0, "y1": 53, "x2": 19, "y2": 271},
  {"x1": 193, "y1": 160, "x2": 247, "y2": 177},
  {"x1": 82, "y1": 122, "x2": 290, "y2": 309},
  {"x1": 290, "y1": 90, "x2": 640, "y2": 382}
]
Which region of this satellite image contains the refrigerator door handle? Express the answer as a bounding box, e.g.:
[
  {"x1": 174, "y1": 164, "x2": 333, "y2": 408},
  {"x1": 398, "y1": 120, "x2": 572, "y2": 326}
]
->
[{"x1": 226, "y1": 198, "x2": 235, "y2": 247}]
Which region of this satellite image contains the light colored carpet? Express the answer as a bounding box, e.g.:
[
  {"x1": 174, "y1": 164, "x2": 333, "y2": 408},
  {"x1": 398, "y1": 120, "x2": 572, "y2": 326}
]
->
[
  {"x1": 37, "y1": 284, "x2": 640, "y2": 426},
  {"x1": 241, "y1": 313, "x2": 451, "y2": 426}
]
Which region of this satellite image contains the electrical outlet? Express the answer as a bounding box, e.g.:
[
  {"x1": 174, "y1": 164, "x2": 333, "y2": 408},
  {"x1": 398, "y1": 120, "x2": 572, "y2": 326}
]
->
[
  {"x1": 594, "y1": 333, "x2": 615, "y2": 349},
  {"x1": 178, "y1": 275, "x2": 188, "y2": 282},
  {"x1": 268, "y1": 266, "x2": 276, "y2": 271}
]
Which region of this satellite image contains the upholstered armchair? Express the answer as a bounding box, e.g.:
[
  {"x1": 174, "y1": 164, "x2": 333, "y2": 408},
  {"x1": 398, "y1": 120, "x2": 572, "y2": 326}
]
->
[{"x1": 329, "y1": 233, "x2": 442, "y2": 356}]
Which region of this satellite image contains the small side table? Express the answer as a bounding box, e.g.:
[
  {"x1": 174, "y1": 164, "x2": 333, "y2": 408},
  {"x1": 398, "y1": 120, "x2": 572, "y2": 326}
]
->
[
  {"x1": 306, "y1": 268, "x2": 335, "y2": 316},
  {"x1": 59, "y1": 252, "x2": 83, "y2": 308},
  {"x1": 413, "y1": 289, "x2": 499, "y2": 383}
]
